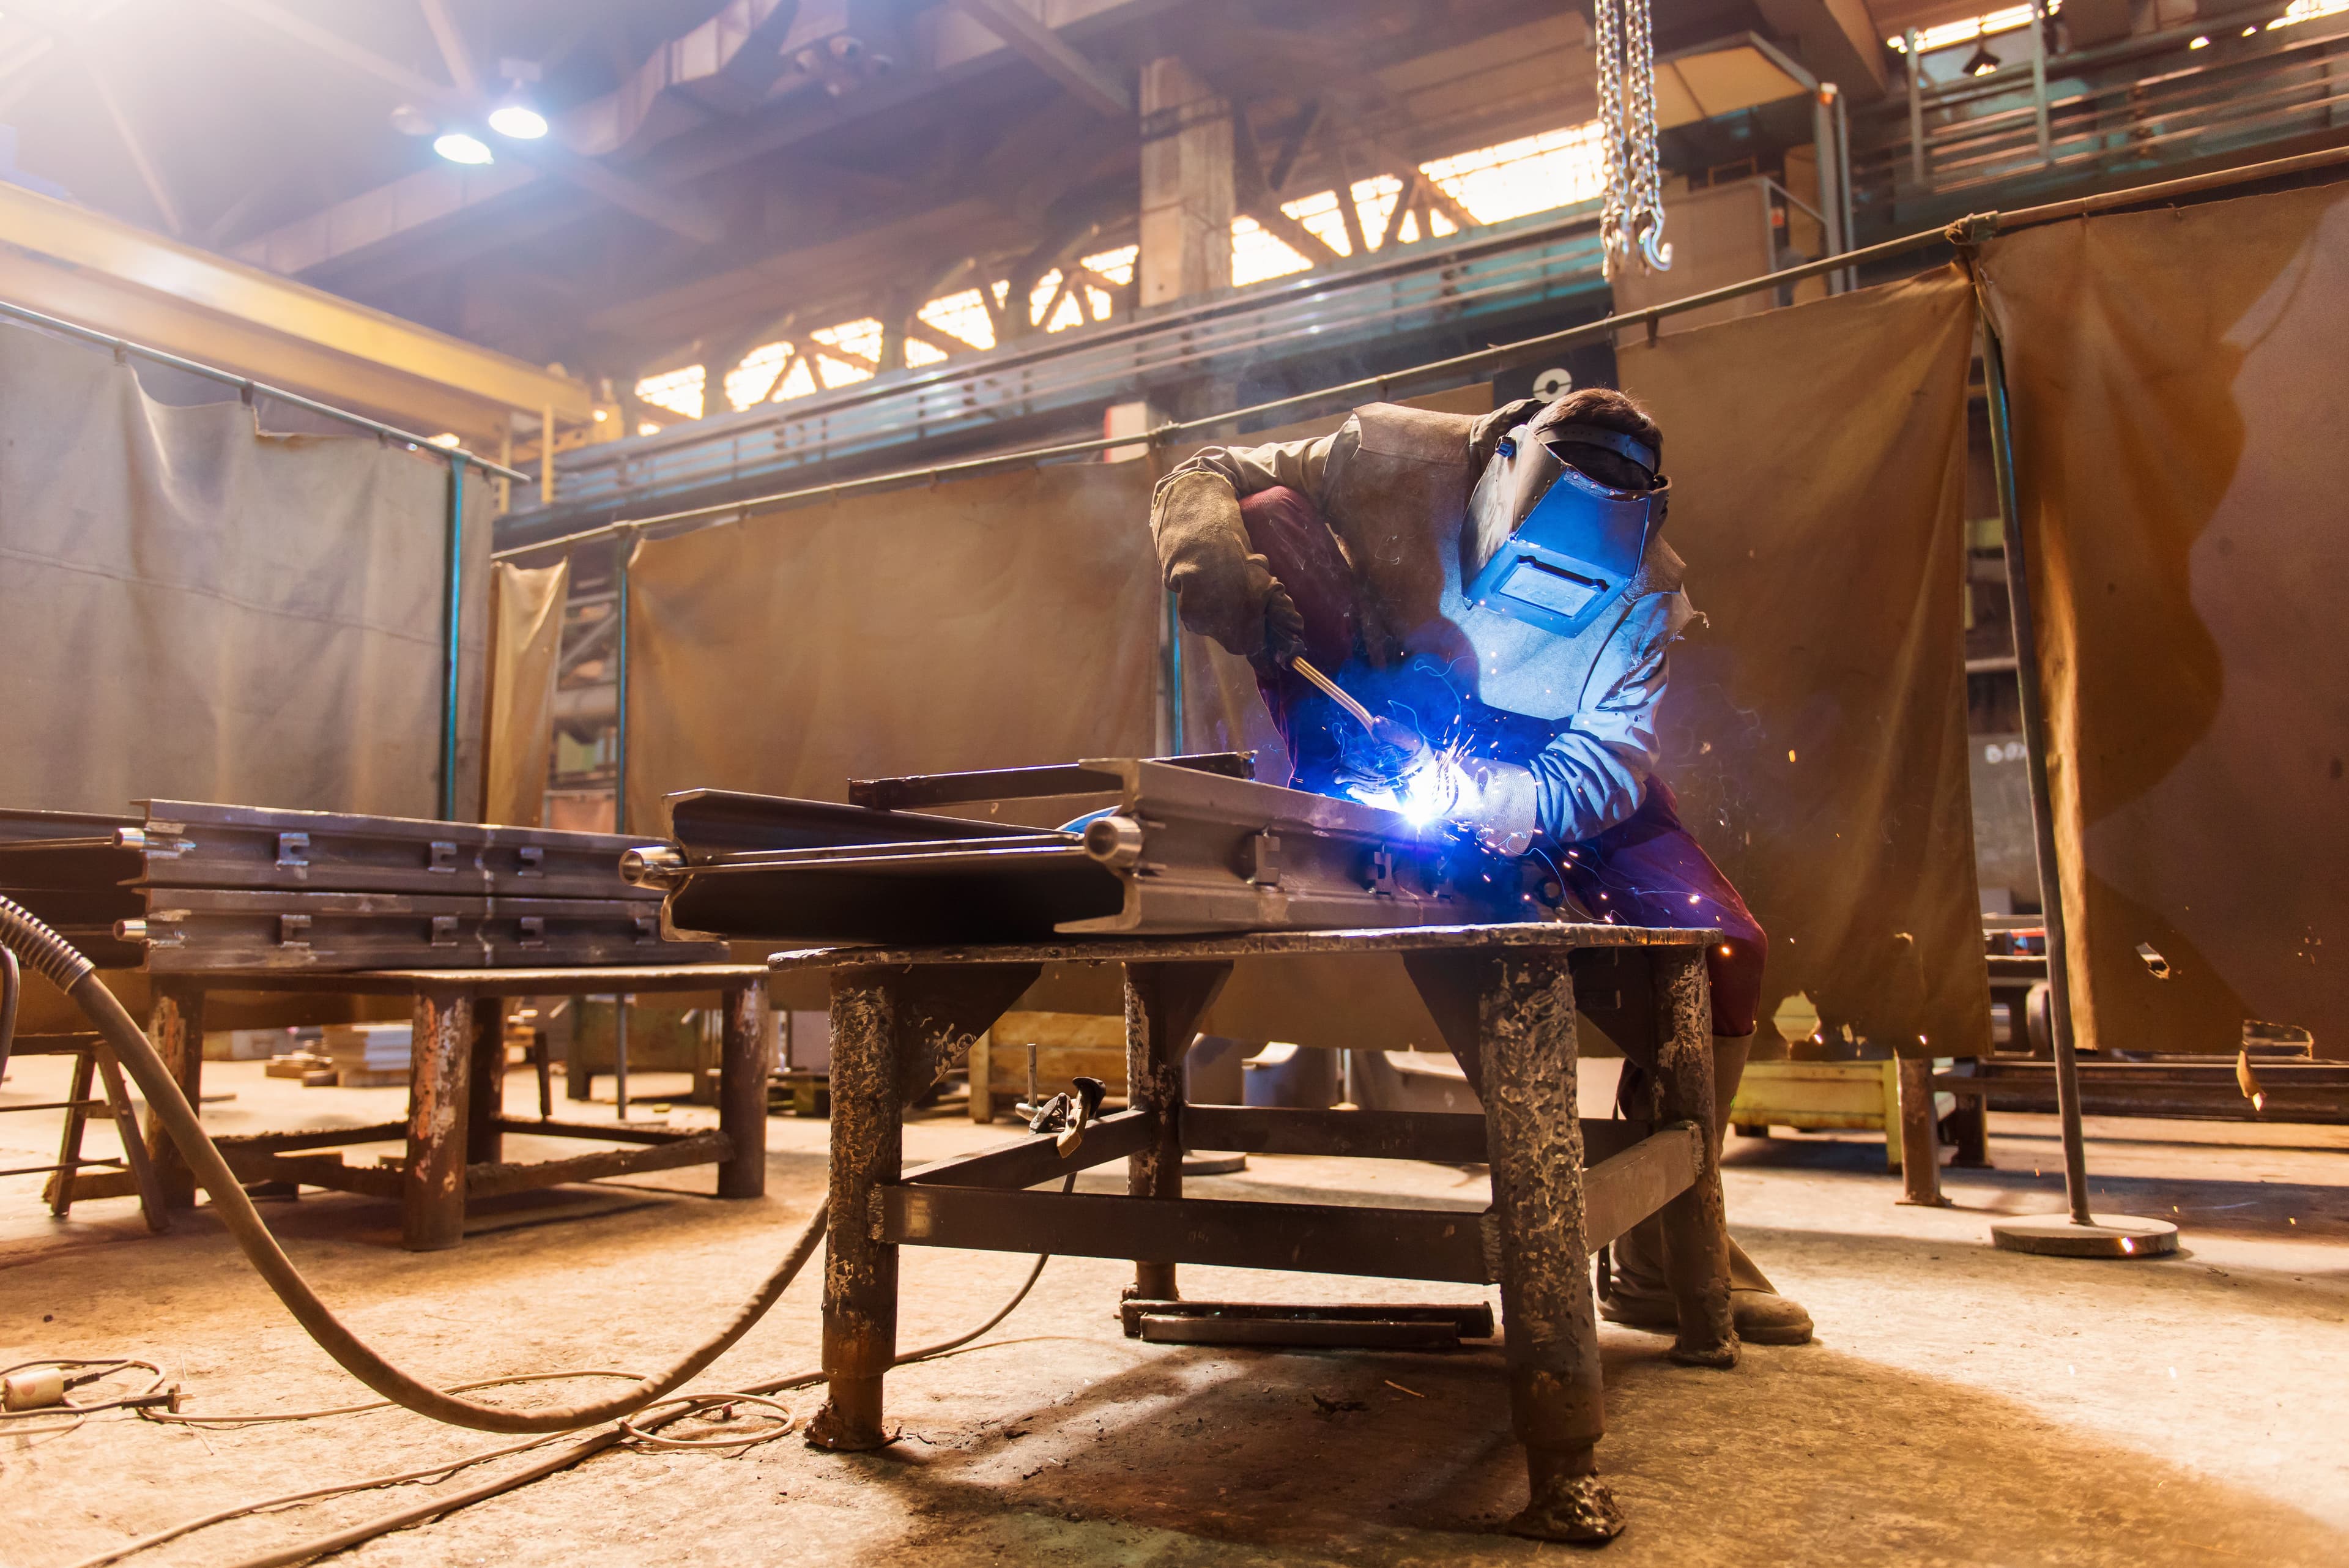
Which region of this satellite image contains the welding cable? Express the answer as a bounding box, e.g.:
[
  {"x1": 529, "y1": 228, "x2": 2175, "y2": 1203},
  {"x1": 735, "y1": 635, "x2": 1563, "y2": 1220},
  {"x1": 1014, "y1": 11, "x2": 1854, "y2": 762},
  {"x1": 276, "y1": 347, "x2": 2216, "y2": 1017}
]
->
[
  {"x1": 77, "y1": 1198, "x2": 1074, "y2": 1568},
  {"x1": 0, "y1": 893, "x2": 826, "y2": 1435}
]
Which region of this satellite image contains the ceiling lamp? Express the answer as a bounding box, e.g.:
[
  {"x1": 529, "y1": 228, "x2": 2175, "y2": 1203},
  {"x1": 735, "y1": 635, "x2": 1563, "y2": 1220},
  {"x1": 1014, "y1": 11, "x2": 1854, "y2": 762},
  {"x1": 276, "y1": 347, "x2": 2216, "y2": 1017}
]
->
[
  {"x1": 488, "y1": 102, "x2": 547, "y2": 139},
  {"x1": 433, "y1": 132, "x2": 495, "y2": 166},
  {"x1": 1964, "y1": 43, "x2": 2002, "y2": 75}
]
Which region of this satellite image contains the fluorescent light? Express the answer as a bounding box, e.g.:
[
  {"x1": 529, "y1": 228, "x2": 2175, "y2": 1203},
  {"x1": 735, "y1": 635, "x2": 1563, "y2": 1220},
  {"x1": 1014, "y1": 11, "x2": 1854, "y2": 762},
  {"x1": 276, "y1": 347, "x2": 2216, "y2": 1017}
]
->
[
  {"x1": 2188, "y1": 34, "x2": 2209, "y2": 47},
  {"x1": 427, "y1": 433, "x2": 461, "y2": 447},
  {"x1": 488, "y1": 103, "x2": 548, "y2": 139},
  {"x1": 433, "y1": 132, "x2": 494, "y2": 166}
]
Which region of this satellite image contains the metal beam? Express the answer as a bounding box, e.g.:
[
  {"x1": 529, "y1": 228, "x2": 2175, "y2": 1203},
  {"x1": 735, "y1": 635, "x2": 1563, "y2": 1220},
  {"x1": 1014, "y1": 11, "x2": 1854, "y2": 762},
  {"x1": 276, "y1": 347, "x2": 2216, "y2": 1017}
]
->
[
  {"x1": 80, "y1": 57, "x2": 186, "y2": 237},
  {"x1": 208, "y1": 0, "x2": 450, "y2": 102},
  {"x1": 417, "y1": 0, "x2": 481, "y2": 97},
  {"x1": 946, "y1": 0, "x2": 1131, "y2": 119},
  {"x1": 0, "y1": 179, "x2": 593, "y2": 442}
]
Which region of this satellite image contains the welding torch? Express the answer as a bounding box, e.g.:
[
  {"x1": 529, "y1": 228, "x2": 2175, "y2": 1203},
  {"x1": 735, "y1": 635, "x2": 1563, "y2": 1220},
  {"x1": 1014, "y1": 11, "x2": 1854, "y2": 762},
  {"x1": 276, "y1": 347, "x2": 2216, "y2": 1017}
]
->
[{"x1": 1288, "y1": 656, "x2": 1434, "y2": 779}]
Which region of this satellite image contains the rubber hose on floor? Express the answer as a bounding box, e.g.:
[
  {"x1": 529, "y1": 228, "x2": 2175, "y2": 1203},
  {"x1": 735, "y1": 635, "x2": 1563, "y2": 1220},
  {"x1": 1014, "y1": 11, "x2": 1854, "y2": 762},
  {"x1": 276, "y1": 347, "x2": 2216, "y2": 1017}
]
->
[{"x1": 0, "y1": 894, "x2": 827, "y2": 1435}]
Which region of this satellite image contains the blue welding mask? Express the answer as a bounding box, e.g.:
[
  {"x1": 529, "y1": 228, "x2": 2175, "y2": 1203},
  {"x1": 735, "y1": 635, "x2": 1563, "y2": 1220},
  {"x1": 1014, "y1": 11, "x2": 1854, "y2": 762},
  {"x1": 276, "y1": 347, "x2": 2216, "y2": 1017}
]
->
[{"x1": 1460, "y1": 422, "x2": 1668, "y2": 640}]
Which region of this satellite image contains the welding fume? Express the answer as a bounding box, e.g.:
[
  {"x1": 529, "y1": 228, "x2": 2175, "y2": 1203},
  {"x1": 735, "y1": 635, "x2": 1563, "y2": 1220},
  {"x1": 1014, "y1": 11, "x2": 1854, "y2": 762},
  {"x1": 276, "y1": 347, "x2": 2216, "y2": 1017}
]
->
[{"x1": 1150, "y1": 387, "x2": 1813, "y2": 1345}]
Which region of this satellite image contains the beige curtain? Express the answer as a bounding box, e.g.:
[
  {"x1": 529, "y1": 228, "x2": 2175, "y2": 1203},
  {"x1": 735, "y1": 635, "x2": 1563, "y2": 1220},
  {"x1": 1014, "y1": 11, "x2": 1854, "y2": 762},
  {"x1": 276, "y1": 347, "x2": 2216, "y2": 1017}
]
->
[
  {"x1": 0, "y1": 321, "x2": 489, "y2": 819},
  {"x1": 1617, "y1": 268, "x2": 1989, "y2": 1057},
  {"x1": 624, "y1": 461, "x2": 1161, "y2": 828},
  {"x1": 1980, "y1": 183, "x2": 2349, "y2": 1058},
  {"x1": 482, "y1": 558, "x2": 569, "y2": 827}
]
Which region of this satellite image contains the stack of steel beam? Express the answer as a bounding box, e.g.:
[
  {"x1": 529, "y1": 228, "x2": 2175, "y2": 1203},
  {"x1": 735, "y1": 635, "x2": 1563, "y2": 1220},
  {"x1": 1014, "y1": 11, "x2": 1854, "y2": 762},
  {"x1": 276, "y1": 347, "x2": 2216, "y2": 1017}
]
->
[{"x1": 0, "y1": 801, "x2": 725, "y2": 972}]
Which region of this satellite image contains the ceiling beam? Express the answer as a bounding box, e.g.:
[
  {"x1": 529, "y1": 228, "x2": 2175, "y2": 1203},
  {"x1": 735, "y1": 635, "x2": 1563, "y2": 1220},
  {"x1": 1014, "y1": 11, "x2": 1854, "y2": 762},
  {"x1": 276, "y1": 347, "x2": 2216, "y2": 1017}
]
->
[
  {"x1": 1754, "y1": 0, "x2": 1888, "y2": 98},
  {"x1": 417, "y1": 0, "x2": 481, "y2": 97},
  {"x1": 506, "y1": 141, "x2": 727, "y2": 246},
  {"x1": 82, "y1": 58, "x2": 185, "y2": 236},
  {"x1": 207, "y1": 0, "x2": 450, "y2": 102},
  {"x1": 944, "y1": 0, "x2": 1131, "y2": 119}
]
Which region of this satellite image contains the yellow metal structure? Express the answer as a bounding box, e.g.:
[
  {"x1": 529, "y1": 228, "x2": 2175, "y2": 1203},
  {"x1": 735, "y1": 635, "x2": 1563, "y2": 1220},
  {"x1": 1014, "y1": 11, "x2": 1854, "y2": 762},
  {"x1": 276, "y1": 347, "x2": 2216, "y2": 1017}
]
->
[
  {"x1": 0, "y1": 180, "x2": 591, "y2": 448},
  {"x1": 1727, "y1": 1058, "x2": 1956, "y2": 1173}
]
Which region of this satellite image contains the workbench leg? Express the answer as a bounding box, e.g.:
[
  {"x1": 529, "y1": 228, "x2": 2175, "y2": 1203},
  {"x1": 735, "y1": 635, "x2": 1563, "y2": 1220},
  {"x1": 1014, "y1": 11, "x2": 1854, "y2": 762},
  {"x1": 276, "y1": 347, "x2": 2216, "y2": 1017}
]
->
[
  {"x1": 807, "y1": 969, "x2": 904, "y2": 1451},
  {"x1": 716, "y1": 979, "x2": 768, "y2": 1199},
  {"x1": 1122, "y1": 961, "x2": 1232, "y2": 1302},
  {"x1": 1650, "y1": 949, "x2": 1738, "y2": 1368},
  {"x1": 466, "y1": 999, "x2": 507, "y2": 1167},
  {"x1": 95, "y1": 1047, "x2": 169, "y2": 1233},
  {"x1": 1474, "y1": 949, "x2": 1624, "y2": 1544},
  {"x1": 403, "y1": 990, "x2": 474, "y2": 1252},
  {"x1": 50, "y1": 1048, "x2": 98, "y2": 1219},
  {"x1": 1896, "y1": 1055, "x2": 1947, "y2": 1206},
  {"x1": 144, "y1": 981, "x2": 204, "y2": 1209},
  {"x1": 1950, "y1": 1072, "x2": 1991, "y2": 1168}
]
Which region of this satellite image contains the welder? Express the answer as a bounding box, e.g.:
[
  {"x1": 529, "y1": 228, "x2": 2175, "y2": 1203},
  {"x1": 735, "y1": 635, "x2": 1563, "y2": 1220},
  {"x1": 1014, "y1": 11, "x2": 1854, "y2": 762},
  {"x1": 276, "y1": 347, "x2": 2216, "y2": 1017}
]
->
[{"x1": 1150, "y1": 388, "x2": 1811, "y2": 1346}]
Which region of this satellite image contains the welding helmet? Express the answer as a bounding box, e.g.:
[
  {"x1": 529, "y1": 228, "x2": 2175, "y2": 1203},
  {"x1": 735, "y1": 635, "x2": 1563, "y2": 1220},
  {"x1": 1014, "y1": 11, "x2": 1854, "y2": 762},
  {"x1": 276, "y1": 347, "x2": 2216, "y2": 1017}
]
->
[{"x1": 1460, "y1": 421, "x2": 1668, "y2": 639}]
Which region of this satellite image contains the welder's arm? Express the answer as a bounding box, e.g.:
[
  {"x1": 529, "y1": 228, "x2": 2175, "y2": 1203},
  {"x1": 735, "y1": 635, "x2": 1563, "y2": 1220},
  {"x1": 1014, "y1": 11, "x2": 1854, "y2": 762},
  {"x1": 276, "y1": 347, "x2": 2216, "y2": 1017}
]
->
[
  {"x1": 1521, "y1": 593, "x2": 1689, "y2": 845},
  {"x1": 1149, "y1": 429, "x2": 1345, "y2": 657}
]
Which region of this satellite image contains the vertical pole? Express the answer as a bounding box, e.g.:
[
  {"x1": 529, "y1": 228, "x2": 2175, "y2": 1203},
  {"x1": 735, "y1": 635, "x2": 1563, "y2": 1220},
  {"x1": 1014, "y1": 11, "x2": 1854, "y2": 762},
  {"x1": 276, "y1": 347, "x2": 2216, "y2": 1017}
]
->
[
  {"x1": 1162, "y1": 590, "x2": 1186, "y2": 754},
  {"x1": 1834, "y1": 89, "x2": 1857, "y2": 292},
  {"x1": 404, "y1": 989, "x2": 473, "y2": 1251},
  {"x1": 1123, "y1": 961, "x2": 1230, "y2": 1302},
  {"x1": 466, "y1": 998, "x2": 506, "y2": 1165},
  {"x1": 1907, "y1": 30, "x2": 1926, "y2": 188},
  {"x1": 440, "y1": 455, "x2": 466, "y2": 821},
  {"x1": 716, "y1": 979, "x2": 769, "y2": 1198},
  {"x1": 1477, "y1": 948, "x2": 1622, "y2": 1544},
  {"x1": 1981, "y1": 322, "x2": 2093, "y2": 1227},
  {"x1": 807, "y1": 967, "x2": 904, "y2": 1451},
  {"x1": 1896, "y1": 1055, "x2": 1945, "y2": 1205},
  {"x1": 540, "y1": 404, "x2": 555, "y2": 506},
  {"x1": 1811, "y1": 89, "x2": 1843, "y2": 293},
  {"x1": 144, "y1": 982, "x2": 204, "y2": 1209},
  {"x1": 1647, "y1": 946, "x2": 1735, "y2": 1365},
  {"x1": 612, "y1": 529, "x2": 632, "y2": 835},
  {"x1": 613, "y1": 994, "x2": 631, "y2": 1121},
  {"x1": 497, "y1": 423, "x2": 513, "y2": 515},
  {"x1": 2028, "y1": 1, "x2": 2054, "y2": 166}
]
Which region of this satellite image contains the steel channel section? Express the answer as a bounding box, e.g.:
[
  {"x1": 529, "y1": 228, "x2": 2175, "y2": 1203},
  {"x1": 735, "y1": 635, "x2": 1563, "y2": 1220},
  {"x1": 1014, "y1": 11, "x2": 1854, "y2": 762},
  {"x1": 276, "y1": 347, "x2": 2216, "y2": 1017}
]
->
[
  {"x1": 121, "y1": 890, "x2": 724, "y2": 973},
  {"x1": 648, "y1": 758, "x2": 1538, "y2": 944}
]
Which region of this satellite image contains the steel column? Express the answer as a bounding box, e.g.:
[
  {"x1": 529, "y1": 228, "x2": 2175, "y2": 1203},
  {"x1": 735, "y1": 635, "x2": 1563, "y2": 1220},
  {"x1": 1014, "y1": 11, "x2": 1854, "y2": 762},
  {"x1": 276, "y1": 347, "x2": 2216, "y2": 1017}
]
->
[
  {"x1": 1981, "y1": 322, "x2": 2090, "y2": 1225},
  {"x1": 1907, "y1": 30, "x2": 1927, "y2": 187},
  {"x1": 808, "y1": 968, "x2": 905, "y2": 1451},
  {"x1": 716, "y1": 979, "x2": 769, "y2": 1199},
  {"x1": 440, "y1": 454, "x2": 466, "y2": 820},
  {"x1": 1122, "y1": 961, "x2": 1231, "y2": 1301},
  {"x1": 612, "y1": 529, "x2": 633, "y2": 835},
  {"x1": 404, "y1": 989, "x2": 474, "y2": 1250}
]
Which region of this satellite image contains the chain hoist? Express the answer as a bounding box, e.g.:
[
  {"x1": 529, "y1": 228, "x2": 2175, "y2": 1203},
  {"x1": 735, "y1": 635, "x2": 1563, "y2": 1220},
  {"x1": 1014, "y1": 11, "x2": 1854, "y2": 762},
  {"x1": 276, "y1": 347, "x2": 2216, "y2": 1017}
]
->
[{"x1": 1594, "y1": 0, "x2": 1671, "y2": 275}]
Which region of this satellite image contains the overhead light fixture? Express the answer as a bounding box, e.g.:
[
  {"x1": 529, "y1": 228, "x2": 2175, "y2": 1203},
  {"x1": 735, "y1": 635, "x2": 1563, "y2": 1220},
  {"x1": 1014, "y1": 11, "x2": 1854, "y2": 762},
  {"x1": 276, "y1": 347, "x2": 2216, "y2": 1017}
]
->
[
  {"x1": 2188, "y1": 34, "x2": 2210, "y2": 48},
  {"x1": 1964, "y1": 43, "x2": 2002, "y2": 75},
  {"x1": 433, "y1": 132, "x2": 494, "y2": 166},
  {"x1": 488, "y1": 102, "x2": 547, "y2": 139},
  {"x1": 489, "y1": 56, "x2": 549, "y2": 140}
]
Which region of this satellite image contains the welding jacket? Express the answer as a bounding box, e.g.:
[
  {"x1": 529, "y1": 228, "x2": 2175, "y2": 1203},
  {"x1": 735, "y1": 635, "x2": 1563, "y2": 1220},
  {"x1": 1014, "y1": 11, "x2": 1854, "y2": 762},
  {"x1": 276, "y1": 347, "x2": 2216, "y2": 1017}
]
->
[{"x1": 1151, "y1": 401, "x2": 1693, "y2": 845}]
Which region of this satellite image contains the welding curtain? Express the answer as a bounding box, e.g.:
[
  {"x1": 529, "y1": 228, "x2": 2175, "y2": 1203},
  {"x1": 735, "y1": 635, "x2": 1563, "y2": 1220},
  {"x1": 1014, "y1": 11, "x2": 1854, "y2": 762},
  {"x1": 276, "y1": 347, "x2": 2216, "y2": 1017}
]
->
[
  {"x1": 0, "y1": 320, "x2": 489, "y2": 819},
  {"x1": 1616, "y1": 269, "x2": 1988, "y2": 1057},
  {"x1": 1980, "y1": 184, "x2": 2349, "y2": 1058},
  {"x1": 483, "y1": 558, "x2": 569, "y2": 827},
  {"x1": 623, "y1": 461, "x2": 1161, "y2": 826}
]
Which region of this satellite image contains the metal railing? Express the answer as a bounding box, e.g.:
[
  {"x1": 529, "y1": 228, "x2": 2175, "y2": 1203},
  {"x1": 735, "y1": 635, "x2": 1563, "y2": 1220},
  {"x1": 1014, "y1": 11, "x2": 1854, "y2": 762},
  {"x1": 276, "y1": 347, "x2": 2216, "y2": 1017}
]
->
[
  {"x1": 508, "y1": 206, "x2": 1616, "y2": 536},
  {"x1": 1856, "y1": 10, "x2": 2349, "y2": 224}
]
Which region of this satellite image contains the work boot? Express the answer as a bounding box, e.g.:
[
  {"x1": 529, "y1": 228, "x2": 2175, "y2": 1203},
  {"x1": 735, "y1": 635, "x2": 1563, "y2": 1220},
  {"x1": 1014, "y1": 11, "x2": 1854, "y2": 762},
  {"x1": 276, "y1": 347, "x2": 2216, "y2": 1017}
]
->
[{"x1": 1600, "y1": 1216, "x2": 1815, "y2": 1345}]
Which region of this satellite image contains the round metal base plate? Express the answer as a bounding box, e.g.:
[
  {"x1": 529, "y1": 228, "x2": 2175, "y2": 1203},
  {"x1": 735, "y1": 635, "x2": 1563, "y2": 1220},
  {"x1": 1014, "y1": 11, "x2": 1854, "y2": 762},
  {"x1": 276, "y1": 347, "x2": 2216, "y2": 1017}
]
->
[
  {"x1": 1991, "y1": 1214, "x2": 2180, "y2": 1258},
  {"x1": 1181, "y1": 1153, "x2": 1248, "y2": 1176}
]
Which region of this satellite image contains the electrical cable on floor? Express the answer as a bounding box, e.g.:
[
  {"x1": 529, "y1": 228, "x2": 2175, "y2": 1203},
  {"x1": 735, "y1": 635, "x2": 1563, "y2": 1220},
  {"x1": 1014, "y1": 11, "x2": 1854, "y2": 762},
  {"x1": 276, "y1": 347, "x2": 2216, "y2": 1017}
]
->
[
  {"x1": 63, "y1": 1206, "x2": 1069, "y2": 1568},
  {"x1": 0, "y1": 893, "x2": 826, "y2": 1435},
  {"x1": 0, "y1": 894, "x2": 1080, "y2": 1566},
  {"x1": 0, "y1": 1359, "x2": 169, "y2": 1438}
]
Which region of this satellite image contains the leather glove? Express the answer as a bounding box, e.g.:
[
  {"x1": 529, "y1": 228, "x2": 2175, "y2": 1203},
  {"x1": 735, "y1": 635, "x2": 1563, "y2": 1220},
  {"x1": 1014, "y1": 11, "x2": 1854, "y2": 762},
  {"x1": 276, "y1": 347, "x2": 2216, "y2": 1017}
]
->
[
  {"x1": 1453, "y1": 757, "x2": 1540, "y2": 856},
  {"x1": 1153, "y1": 470, "x2": 1277, "y2": 656}
]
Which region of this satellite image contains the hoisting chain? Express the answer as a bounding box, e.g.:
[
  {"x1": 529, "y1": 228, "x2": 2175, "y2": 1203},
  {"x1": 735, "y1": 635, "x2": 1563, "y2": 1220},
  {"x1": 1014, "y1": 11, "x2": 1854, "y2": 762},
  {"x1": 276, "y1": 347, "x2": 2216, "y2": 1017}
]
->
[{"x1": 1595, "y1": 0, "x2": 1672, "y2": 275}]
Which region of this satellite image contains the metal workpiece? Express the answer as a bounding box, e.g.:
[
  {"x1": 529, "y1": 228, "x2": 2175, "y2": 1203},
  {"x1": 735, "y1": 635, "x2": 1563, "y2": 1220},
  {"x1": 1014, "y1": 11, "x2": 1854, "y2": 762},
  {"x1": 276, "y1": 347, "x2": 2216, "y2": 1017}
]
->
[
  {"x1": 0, "y1": 800, "x2": 667, "y2": 900},
  {"x1": 648, "y1": 759, "x2": 1545, "y2": 946}
]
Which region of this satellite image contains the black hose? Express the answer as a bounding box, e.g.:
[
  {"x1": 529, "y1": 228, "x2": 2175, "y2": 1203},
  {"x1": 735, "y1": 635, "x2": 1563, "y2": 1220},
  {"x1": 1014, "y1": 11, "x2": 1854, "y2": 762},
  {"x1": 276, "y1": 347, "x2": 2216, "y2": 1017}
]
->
[{"x1": 0, "y1": 894, "x2": 825, "y2": 1434}]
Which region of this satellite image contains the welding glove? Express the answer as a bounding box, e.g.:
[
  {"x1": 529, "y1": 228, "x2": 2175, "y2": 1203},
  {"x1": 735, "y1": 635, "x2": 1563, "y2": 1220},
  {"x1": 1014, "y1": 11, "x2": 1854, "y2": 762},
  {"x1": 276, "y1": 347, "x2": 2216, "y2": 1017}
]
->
[
  {"x1": 1452, "y1": 757, "x2": 1540, "y2": 857},
  {"x1": 1154, "y1": 470, "x2": 1302, "y2": 660}
]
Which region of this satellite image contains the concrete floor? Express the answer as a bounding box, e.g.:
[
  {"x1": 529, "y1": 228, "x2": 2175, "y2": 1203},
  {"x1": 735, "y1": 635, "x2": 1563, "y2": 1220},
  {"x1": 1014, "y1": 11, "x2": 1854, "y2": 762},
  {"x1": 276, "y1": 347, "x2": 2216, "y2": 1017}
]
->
[{"x1": 2, "y1": 1056, "x2": 2345, "y2": 1567}]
